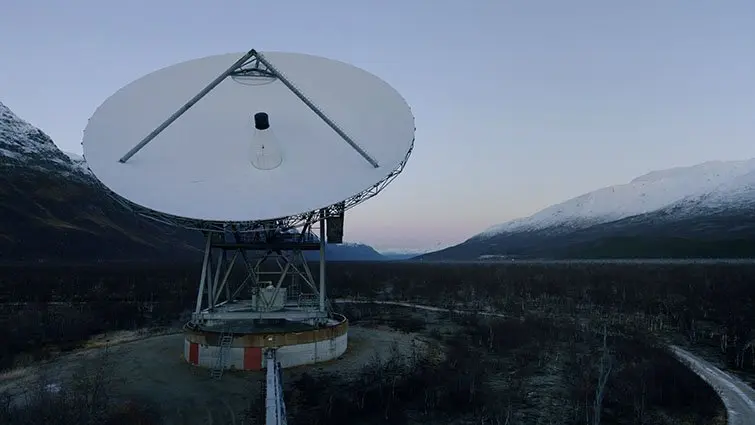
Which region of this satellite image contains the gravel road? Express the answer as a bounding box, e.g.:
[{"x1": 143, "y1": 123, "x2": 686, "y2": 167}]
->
[{"x1": 671, "y1": 346, "x2": 755, "y2": 425}]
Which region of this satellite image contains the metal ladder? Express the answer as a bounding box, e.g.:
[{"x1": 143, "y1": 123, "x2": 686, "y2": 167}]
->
[{"x1": 210, "y1": 331, "x2": 234, "y2": 380}]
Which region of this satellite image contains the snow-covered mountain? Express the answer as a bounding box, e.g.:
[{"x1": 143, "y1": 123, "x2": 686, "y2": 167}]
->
[
  {"x1": 0, "y1": 101, "x2": 207, "y2": 262},
  {"x1": 480, "y1": 159, "x2": 755, "y2": 237},
  {"x1": 377, "y1": 248, "x2": 430, "y2": 260},
  {"x1": 0, "y1": 102, "x2": 91, "y2": 182},
  {"x1": 420, "y1": 159, "x2": 755, "y2": 260}
]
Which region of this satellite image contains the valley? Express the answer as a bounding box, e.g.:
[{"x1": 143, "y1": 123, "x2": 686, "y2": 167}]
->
[
  {"x1": 1, "y1": 260, "x2": 753, "y2": 424},
  {"x1": 7, "y1": 99, "x2": 755, "y2": 266},
  {"x1": 3, "y1": 2, "x2": 754, "y2": 423},
  {"x1": 3, "y1": 84, "x2": 755, "y2": 424}
]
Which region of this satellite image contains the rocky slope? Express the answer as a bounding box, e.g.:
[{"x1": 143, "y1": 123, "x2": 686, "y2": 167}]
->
[{"x1": 0, "y1": 101, "x2": 206, "y2": 263}]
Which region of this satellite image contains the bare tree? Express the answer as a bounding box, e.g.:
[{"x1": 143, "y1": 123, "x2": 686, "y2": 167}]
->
[
  {"x1": 592, "y1": 325, "x2": 612, "y2": 425},
  {"x1": 0, "y1": 346, "x2": 130, "y2": 425},
  {"x1": 633, "y1": 380, "x2": 647, "y2": 424}
]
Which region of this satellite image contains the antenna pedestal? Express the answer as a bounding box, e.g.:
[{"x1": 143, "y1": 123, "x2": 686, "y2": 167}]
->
[
  {"x1": 189, "y1": 227, "x2": 331, "y2": 329},
  {"x1": 182, "y1": 224, "x2": 347, "y2": 372}
]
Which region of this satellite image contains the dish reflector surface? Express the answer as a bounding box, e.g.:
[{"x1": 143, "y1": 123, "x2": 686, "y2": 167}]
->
[{"x1": 83, "y1": 52, "x2": 414, "y2": 223}]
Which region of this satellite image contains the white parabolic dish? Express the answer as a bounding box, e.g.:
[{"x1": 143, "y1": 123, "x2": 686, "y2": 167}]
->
[{"x1": 82, "y1": 51, "x2": 415, "y2": 223}]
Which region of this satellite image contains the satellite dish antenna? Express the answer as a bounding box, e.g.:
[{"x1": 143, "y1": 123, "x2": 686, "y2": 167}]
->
[
  {"x1": 81, "y1": 50, "x2": 415, "y2": 395},
  {"x1": 84, "y1": 50, "x2": 414, "y2": 226}
]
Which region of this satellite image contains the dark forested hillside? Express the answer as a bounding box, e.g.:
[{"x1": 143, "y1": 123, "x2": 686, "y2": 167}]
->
[{"x1": 0, "y1": 167, "x2": 204, "y2": 262}]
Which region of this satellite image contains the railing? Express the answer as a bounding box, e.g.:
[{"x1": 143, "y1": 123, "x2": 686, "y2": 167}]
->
[
  {"x1": 265, "y1": 349, "x2": 288, "y2": 425},
  {"x1": 297, "y1": 294, "x2": 319, "y2": 311}
]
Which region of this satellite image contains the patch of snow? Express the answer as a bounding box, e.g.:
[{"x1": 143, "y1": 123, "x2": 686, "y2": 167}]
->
[
  {"x1": 480, "y1": 158, "x2": 755, "y2": 237},
  {"x1": 0, "y1": 101, "x2": 61, "y2": 157},
  {"x1": 340, "y1": 242, "x2": 370, "y2": 248},
  {"x1": 63, "y1": 150, "x2": 93, "y2": 175},
  {"x1": 377, "y1": 247, "x2": 430, "y2": 255},
  {"x1": 63, "y1": 151, "x2": 83, "y2": 162},
  {"x1": 686, "y1": 168, "x2": 755, "y2": 211},
  {"x1": 0, "y1": 102, "x2": 39, "y2": 138},
  {"x1": 0, "y1": 147, "x2": 21, "y2": 160},
  {"x1": 0, "y1": 101, "x2": 93, "y2": 178},
  {"x1": 45, "y1": 383, "x2": 62, "y2": 394}
]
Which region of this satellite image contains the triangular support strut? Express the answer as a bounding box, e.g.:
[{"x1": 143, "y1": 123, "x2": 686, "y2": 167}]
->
[{"x1": 118, "y1": 49, "x2": 379, "y2": 168}]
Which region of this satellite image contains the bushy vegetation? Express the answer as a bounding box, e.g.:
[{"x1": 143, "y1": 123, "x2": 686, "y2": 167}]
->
[
  {"x1": 3, "y1": 260, "x2": 755, "y2": 371},
  {"x1": 290, "y1": 303, "x2": 724, "y2": 424},
  {"x1": 566, "y1": 236, "x2": 755, "y2": 259},
  {"x1": 0, "y1": 349, "x2": 161, "y2": 425},
  {"x1": 326, "y1": 261, "x2": 755, "y2": 373},
  {"x1": 0, "y1": 263, "x2": 192, "y2": 369}
]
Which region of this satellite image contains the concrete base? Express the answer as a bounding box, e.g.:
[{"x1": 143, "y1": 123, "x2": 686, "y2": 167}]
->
[{"x1": 183, "y1": 314, "x2": 348, "y2": 370}]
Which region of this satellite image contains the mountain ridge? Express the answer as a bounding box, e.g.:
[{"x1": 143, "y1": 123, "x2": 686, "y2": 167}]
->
[
  {"x1": 420, "y1": 158, "x2": 755, "y2": 261},
  {"x1": 479, "y1": 158, "x2": 755, "y2": 237}
]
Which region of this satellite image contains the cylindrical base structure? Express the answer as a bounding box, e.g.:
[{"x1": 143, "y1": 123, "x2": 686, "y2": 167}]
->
[{"x1": 183, "y1": 314, "x2": 348, "y2": 370}]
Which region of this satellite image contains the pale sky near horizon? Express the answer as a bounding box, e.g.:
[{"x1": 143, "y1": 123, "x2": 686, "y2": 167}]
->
[{"x1": 1, "y1": 1, "x2": 754, "y2": 252}]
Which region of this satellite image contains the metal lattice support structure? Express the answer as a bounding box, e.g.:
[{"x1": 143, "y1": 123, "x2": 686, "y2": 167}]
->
[{"x1": 190, "y1": 226, "x2": 331, "y2": 326}]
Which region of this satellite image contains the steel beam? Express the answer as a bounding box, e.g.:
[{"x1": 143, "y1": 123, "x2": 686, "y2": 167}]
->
[
  {"x1": 119, "y1": 50, "x2": 257, "y2": 163},
  {"x1": 254, "y1": 51, "x2": 379, "y2": 168},
  {"x1": 319, "y1": 211, "x2": 326, "y2": 312}
]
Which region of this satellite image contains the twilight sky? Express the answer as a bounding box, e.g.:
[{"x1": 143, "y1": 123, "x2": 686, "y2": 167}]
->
[{"x1": 1, "y1": 0, "x2": 754, "y2": 252}]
